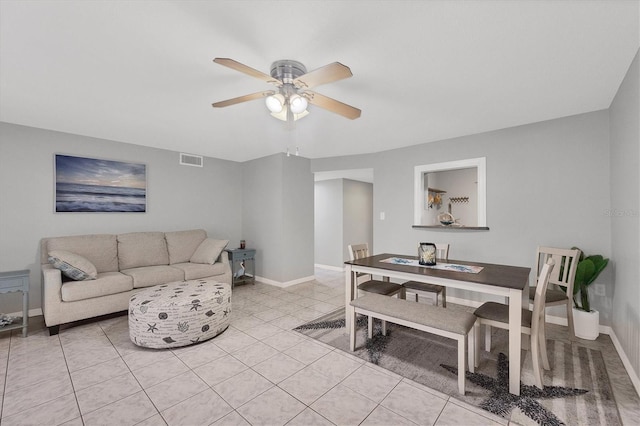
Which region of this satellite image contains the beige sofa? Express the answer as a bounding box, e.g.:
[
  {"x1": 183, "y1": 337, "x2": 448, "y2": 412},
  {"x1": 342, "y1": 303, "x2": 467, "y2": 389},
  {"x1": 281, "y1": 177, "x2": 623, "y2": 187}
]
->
[{"x1": 40, "y1": 229, "x2": 232, "y2": 335}]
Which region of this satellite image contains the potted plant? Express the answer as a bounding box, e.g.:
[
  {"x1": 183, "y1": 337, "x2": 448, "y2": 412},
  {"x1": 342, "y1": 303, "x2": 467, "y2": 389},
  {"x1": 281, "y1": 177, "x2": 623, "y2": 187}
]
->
[{"x1": 571, "y1": 247, "x2": 609, "y2": 340}]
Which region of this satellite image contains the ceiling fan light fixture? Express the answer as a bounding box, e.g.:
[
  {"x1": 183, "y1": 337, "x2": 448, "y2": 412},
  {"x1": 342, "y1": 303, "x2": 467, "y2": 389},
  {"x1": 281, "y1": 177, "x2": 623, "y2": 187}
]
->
[
  {"x1": 289, "y1": 94, "x2": 308, "y2": 114},
  {"x1": 270, "y1": 107, "x2": 309, "y2": 122},
  {"x1": 265, "y1": 94, "x2": 285, "y2": 113}
]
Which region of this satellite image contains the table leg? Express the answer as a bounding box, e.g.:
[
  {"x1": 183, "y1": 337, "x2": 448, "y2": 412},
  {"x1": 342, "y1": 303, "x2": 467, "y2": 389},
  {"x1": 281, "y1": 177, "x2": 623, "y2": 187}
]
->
[
  {"x1": 344, "y1": 265, "x2": 355, "y2": 332},
  {"x1": 22, "y1": 290, "x2": 28, "y2": 337},
  {"x1": 508, "y1": 288, "x2": 522, "y2": 395}
]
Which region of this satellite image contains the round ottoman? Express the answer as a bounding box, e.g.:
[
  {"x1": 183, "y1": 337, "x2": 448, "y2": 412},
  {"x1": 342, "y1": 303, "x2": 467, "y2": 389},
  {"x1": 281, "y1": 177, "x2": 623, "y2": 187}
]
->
[{"x1": 128, "y1": 279, "x2": 231, "y2": 349}]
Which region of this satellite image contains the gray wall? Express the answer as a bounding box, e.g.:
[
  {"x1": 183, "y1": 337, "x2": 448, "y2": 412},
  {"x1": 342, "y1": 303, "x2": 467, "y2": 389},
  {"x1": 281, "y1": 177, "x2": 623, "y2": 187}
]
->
[
  {"x1": 609, "y1": 49, "x2": 639, "y2": 379},
  {"x1": 314, "y1": 180, "x2": 344, "y2": 267},
  {"x1": 312, "y1": 110, "x2": 612, "y2": 321},
  {"x1": 242, "y1": 153, "x2": 314, "y2": 283},
  {"x1": 343, "y1": 179, "x2": 373, "y2": 262},
  {"x1": 0, "y1": 122, "x2": 243, "y2": 313},
  {"x1": 282, "y1": 154, "x2": 315, "y2": 281}
]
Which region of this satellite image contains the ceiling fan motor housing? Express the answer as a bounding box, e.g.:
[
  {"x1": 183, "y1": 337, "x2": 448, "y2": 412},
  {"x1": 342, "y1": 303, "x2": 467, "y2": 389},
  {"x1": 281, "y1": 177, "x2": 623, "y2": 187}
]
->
[{"x1": 270, "y1": 60, "x2": 307, "y2": 84}]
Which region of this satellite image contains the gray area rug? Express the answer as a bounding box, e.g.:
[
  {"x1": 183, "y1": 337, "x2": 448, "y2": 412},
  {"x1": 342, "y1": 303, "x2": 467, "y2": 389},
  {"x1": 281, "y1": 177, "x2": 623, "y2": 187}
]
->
[{"x1": 294, "y1": 309, "x2": 621, "y2": 426}]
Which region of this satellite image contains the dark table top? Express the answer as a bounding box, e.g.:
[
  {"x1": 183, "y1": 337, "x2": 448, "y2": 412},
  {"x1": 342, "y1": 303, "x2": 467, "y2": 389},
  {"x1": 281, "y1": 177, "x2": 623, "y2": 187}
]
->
[{"x1": 345, "y1": 253, "x2": 531, "y2": 290}]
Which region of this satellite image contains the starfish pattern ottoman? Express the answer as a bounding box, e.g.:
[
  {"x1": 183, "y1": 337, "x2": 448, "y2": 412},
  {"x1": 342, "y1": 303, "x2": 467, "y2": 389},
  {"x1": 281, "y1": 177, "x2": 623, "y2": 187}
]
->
[{"x1": 129, "y1": 279, "x2": 231, "y2": 348}]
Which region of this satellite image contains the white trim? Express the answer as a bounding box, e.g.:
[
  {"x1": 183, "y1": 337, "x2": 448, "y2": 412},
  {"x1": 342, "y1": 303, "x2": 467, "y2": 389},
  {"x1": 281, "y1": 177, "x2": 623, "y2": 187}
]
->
[
  {"x1": 414, "y1": 157, "x2": 487, "y2": 227},
  {"x1": 609, "y1": 328, "x2": 640, "y2": 397},
  {"x1": 255, "y1": 275, "x2": 316, "y2": 288},
  {"x1": 314, "y1": 264, "x2": 345, "y2": 272},
  {"x1": 6, "y1": 308, "x2": 43, "y2": 318}
]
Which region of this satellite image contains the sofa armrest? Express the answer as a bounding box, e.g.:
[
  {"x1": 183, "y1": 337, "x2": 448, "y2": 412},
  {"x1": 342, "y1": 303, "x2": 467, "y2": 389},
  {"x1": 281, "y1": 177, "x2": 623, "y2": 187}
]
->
[
  {"x1": 42, "y1": 264, "x2": 63, "y2": 327},
  {"x1": 219, "y1": 251, "x2": 229, "y2": 265}
]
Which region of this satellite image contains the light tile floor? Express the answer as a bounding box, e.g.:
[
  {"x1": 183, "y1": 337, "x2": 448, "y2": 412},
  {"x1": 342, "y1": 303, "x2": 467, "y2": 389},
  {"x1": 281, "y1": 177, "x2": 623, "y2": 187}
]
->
[{"x1": 0, "y1": 269, "x2": 637, "y2": 425}]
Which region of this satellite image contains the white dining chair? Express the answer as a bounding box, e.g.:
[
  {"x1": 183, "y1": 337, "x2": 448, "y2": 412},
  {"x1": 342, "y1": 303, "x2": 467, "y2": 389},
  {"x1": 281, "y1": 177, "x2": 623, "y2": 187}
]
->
[
  {"x1": 473, "y1": 258, "x2": 555, "y2": 389},
  {"x1": 348, "y1": 243, "x2": 405, "y2": 334},
  {"x1": 528, "y1": 247, "x2": 581, "y2": 339},
  {"x1": 403, "y1": 243, "x2": 449, "y2": 306}
]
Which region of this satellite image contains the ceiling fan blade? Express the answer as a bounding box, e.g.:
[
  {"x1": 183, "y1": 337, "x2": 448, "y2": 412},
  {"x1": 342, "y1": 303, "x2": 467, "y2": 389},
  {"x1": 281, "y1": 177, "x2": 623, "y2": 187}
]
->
[
  {"x1": 212, "y1": 91, "x2": 275, "y2": 108},
  {"x1": 213, "y1": 58, "x2": 281, "y2": 86},
  {"x1": 302, "y1": 91, "x2": 361, "y2": 120},
  {"x1": 293, "y1": 62, "x2": 353, "y2": 90}
]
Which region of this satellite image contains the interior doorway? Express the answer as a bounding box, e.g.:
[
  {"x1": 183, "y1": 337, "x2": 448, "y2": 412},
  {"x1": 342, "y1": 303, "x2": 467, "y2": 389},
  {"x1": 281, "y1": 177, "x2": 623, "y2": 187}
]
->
[{"x1": 313, "y1": 169, "x2": 374, "y2": 271}]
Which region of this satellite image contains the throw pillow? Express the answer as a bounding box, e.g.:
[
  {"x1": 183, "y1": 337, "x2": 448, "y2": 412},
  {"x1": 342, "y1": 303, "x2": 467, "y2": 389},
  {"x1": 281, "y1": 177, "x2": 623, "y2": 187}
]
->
[
  {"x1": 48, "y1": 250, "x2": 98, "y2": 281},
  {"x1": 190, "y1": 238, "x2": 229, "y2": 265}
]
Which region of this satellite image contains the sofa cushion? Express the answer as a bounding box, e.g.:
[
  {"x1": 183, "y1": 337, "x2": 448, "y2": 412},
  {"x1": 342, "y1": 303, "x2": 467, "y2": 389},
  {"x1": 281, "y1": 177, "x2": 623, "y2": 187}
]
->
[
  {"x1": 171, "y1": 262, "x2": 228, "y2": 280},
  {"x1": 43, "y1": 234, "x2": 118, "y2": 273},
  {"x1": 190, "y1": 238, "x2": 229, "y2": 264},
  {"x1": 121, "y1": 265, "x2": 184, "y2": 288},
  {"x1": 118, "y1": 232, "x2": 169, "y2": 270},
  {"x1": 165, "y1": 229, "x2": 207, "y2": 264},
  {"x1": 61, "y1": 272, "x2": 133, "y2": 302},
  {"x1": 48, "y1": 250, "x2": 98, "y2": 281}
]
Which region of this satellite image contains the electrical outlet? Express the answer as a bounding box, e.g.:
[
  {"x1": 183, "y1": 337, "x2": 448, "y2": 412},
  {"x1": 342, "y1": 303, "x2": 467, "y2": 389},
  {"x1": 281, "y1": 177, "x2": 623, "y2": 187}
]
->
[{"x1": 594, "y1": 283, "x2": 606, "y2": 297}]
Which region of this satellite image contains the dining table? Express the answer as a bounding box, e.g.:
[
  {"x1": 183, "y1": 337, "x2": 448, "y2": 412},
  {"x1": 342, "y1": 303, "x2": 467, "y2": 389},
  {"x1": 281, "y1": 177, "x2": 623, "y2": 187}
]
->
[{"x1": 344, "y1": 253, "x2": 531, "y2": 395}]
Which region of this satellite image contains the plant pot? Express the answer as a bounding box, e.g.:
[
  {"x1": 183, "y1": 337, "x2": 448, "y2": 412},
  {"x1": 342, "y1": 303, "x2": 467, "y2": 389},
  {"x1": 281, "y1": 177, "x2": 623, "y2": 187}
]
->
[{"x1": 573, "y1": 308, "x2": 600, "y2": 340}]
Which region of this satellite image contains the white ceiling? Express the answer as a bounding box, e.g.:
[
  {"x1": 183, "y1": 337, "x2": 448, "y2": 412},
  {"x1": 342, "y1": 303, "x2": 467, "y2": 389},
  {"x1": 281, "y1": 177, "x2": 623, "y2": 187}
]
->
[{"x1": 1, "y1": 1, "x2": 638, "y2": 163}]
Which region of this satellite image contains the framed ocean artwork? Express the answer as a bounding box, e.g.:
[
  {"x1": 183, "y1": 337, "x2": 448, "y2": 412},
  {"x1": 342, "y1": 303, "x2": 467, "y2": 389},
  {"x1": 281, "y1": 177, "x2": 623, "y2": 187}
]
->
[{"x1": 54, "y1": 154, "x2": 146, "y2": 212}]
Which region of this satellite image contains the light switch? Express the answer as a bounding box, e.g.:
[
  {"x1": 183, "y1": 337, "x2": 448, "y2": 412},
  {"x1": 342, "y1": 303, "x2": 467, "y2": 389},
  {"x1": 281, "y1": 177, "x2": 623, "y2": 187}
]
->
[{"x1": 380, "y1": 212, "x2": 385, "y2": 220}]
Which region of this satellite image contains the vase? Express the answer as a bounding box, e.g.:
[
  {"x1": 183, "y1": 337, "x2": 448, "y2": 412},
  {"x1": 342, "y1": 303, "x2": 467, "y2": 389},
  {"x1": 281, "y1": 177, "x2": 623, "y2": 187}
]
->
[{"x1": 573, "y1": 308, "x2": 600, "y2": 340}]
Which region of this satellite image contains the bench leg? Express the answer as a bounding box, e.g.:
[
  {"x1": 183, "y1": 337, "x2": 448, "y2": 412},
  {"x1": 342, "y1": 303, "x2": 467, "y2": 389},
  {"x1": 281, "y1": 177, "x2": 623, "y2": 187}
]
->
[
  {"x1": 368, "y1": 316, "x2": 373, "y2": 339},
  {"x1": 442, "y1": 287, "x2": 446, "y2": 308},
  {"x1": 349, "y1": 308, "x2": 357, "y2": 351},
  {"x1": 458, "y1": 337, "x2": 466, "y2": 395},
  {"x1": 468, "y1": 327, "x2": 475, "y2": 373},
  {"x1": 381, "y1": 320, "x2": 387, "y2": 336},
  {"x1": 484, "y1": 324, "x2": 492, "y2": 352},
  {"x1": 474, "y1": 323, "x2": 481, "y2": 368}
]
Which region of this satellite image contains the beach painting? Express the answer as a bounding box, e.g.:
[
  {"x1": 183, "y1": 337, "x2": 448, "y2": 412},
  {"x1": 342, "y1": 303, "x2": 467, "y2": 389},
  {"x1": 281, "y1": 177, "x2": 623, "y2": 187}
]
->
[{"x1": 55, "y1": 154, "x2": 146, "y2": 212}]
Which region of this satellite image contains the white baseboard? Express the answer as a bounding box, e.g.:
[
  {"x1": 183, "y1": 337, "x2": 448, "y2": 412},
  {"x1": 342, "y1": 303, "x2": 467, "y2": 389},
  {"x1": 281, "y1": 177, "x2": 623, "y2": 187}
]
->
[
  {"x1": 255, "y1": 275, "x2": 316, "y2": 288},
  {"x1": 314, "y1": 264, "x2": 345, "y2": 272},
  {"x1": 609, "y1": 328, "x2": 640, "y2": 397},
  {"x1": 5, "y1": 308, "x2": 43, "y2": 318}
]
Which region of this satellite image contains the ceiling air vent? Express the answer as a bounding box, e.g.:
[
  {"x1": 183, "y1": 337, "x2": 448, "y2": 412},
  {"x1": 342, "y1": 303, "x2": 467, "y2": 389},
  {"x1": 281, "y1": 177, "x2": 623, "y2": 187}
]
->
[{"x1": 179, "y1": 153, "x2": 203, "y2": 167}]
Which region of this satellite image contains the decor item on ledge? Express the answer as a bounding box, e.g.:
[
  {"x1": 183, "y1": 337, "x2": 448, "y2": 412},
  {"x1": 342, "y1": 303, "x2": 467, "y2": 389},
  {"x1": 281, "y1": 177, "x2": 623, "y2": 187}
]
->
[
  {"x1": 418, "y1": 242, "x2": 437, "y2": 266},
  {"x1": 55, "y1": 154, "x2": 146, "y2": 213},
  {"x1": 571, "y1": 247, "x2": 609, "y2": 340},
  {"x1": 240, "y1": 239, "x2": 246, "y2": 249},
  {"x1": 211, "y1": 58, "x2": 361, "y2": 123},
  {"x1": 449, "y1": 196, "x2": 469, "y2": 204},
  {"x1": 437, "y1": 212, "x2": 456, "y2": 226},
  {"x1": 427, "y1": 187, "x2": 445, "y2": 209}
]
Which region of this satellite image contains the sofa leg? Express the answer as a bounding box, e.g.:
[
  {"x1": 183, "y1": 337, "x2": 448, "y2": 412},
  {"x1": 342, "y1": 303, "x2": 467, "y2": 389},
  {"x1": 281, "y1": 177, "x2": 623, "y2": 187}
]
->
[{"x1": 48, "y1": 325, "x2": 60, "y2": 336}]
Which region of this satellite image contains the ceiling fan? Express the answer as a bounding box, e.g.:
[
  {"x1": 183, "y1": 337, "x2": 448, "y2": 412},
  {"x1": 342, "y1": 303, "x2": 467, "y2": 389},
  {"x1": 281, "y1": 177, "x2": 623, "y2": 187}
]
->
[{"x1": 211, "y1": 58, "x2": 361, "y2": 122}]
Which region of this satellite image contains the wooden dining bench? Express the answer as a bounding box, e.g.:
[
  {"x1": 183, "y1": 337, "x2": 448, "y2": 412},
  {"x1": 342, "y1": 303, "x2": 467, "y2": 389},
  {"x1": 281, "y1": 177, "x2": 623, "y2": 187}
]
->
[{"x1": 349, "y1": 293, "x2": 476, "y2": 394}]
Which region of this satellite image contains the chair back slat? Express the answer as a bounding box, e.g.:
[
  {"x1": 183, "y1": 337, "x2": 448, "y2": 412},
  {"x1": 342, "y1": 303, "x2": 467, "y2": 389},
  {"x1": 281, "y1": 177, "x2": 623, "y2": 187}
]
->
[
  {"x1": 435, "y1": 243, "x2": 450, "y2": 261},
  {"x1": 348, "y1": 243, "x2": 370, "y2": 261},
  {"x1": 536, "y1": 246, "x2": 581, "y2": 295}
]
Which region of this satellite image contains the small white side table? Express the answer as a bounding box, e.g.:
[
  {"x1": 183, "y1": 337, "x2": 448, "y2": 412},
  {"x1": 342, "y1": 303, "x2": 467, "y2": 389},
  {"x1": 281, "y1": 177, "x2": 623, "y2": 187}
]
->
[{"x1": 0, "y1": 269, "x2": 29, "y2": 337}]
